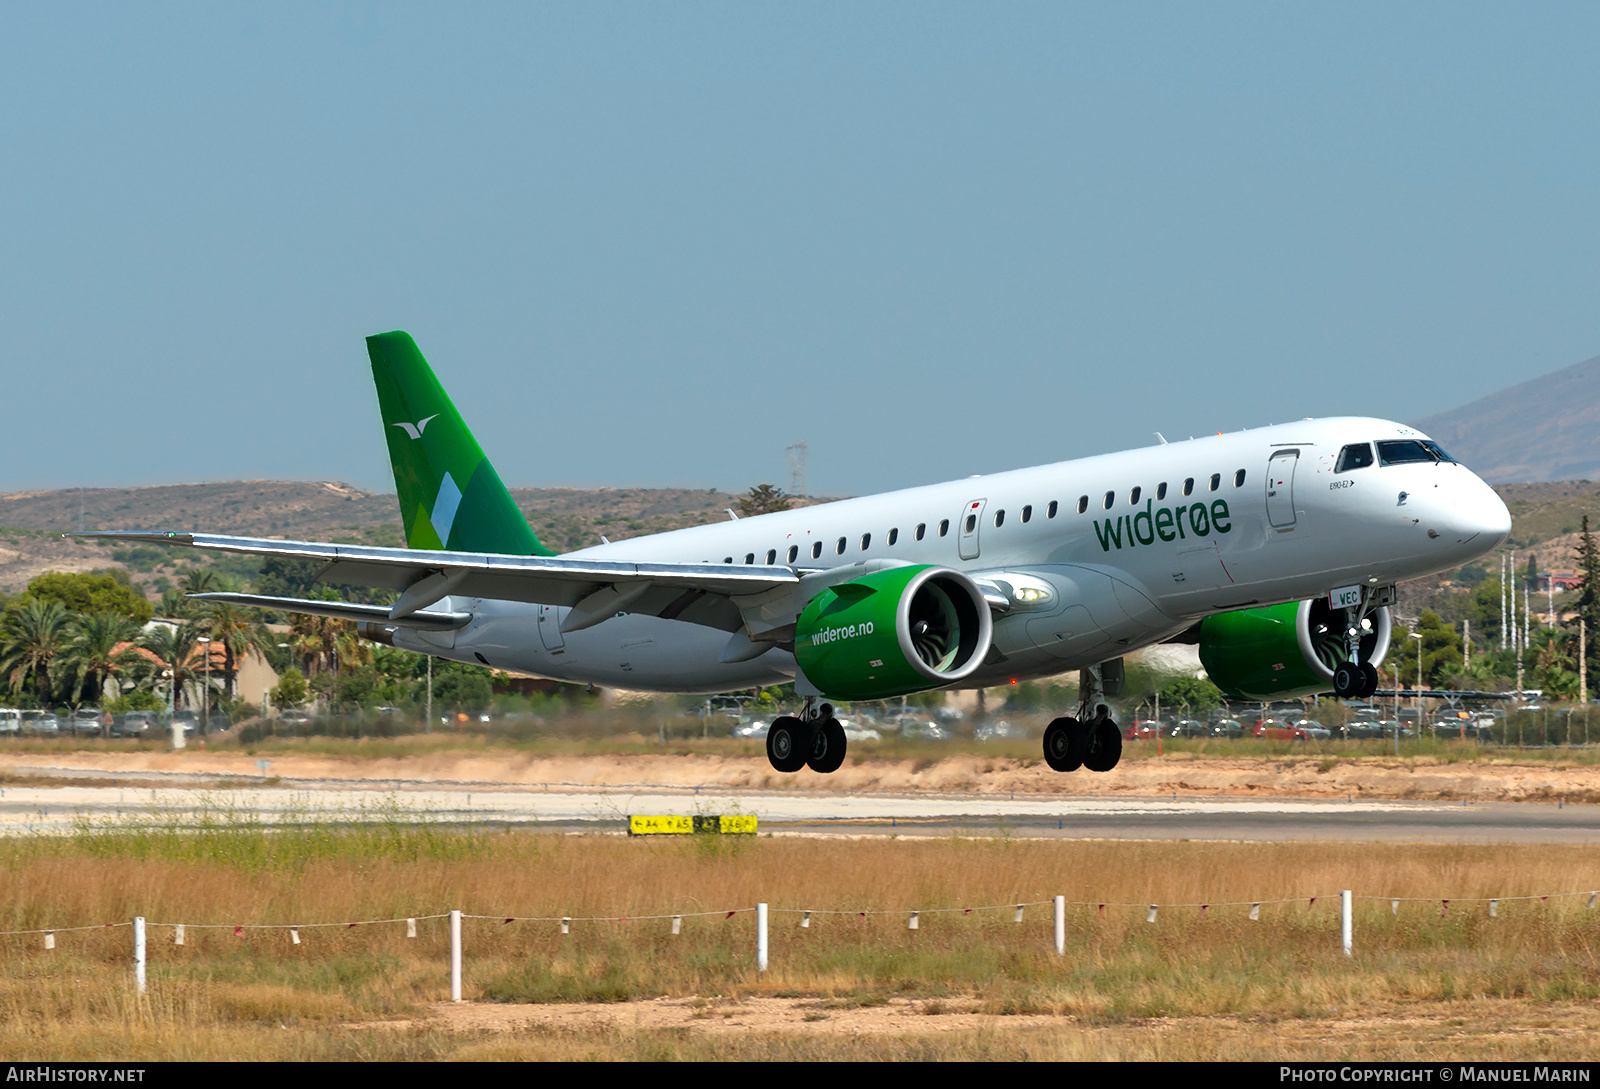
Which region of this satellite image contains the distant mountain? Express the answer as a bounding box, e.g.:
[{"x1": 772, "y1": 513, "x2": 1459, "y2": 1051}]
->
[{"x1": 1413, "y1": 353, "x2": 1600, "y2": 483}]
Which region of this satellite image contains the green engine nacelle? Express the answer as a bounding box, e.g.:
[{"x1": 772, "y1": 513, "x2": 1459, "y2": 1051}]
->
[
  {"x1": 1198, "y1": 599, "x2": 1392, "y2": 701},
  {"x1": 794, "y1": 565, "x2": 993, "y2": 702}
]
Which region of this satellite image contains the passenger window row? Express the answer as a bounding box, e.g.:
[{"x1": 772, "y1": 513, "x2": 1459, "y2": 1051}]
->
[
  {"x1": 716, "y1": 518, "x2": 952, "y2": 565},
  {"x1": 710, "y1": 467, "x2": 1248, "y2": 564},
  {"x1": 1094, "y1": 470, "x2": 1246, "y2": 511}
]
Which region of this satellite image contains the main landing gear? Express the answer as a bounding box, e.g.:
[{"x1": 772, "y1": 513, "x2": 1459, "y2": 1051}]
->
[
  {"x1": 766, "y1": 699, "x2": 846, "y2": 774},
  {"x1": 1043, "y1": 663, "x2": 1123, "y2": 774}
]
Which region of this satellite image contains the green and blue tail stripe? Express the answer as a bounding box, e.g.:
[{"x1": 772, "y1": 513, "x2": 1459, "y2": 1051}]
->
[{"x1": 367, "y1": 331, "x2": 553, "y2": 557}]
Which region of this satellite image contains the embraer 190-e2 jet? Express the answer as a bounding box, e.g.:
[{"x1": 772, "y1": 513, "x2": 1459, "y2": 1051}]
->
[{"x1": 82, "y1": 333, "x2": 1512, "y2": 776}]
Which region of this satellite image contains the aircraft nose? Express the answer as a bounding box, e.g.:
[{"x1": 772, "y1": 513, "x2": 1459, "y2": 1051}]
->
[{"x1": 1440, "y1": 471, "x2": 1511, "y2": 552}]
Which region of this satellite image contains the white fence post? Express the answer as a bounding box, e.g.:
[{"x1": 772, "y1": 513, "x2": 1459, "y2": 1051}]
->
[
  {"x1": 1341, "y1": 890, "x2": 1352, "y2": 957},
  {"x1": 1054, "y1": 896, "x2": 1065, "y2": 955},
  {"x1": 133, "y1": 917, "x2": 146, "y2": 995},
  {"x1": 450, "y1": 910, "x2": 462, "y2": 1002},
  {"x1": 757, "y1": 903, "x2": 769, "y2": 973}
]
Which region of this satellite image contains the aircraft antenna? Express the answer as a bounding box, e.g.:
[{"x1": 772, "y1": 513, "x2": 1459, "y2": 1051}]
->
[{"x1": 786, "y1": 441, "x2": 808, "y2": 498}]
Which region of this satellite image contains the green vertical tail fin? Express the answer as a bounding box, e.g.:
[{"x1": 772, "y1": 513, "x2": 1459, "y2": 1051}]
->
[{"x1": 367, "y1": 331, "x2": 553, "y2": 556}]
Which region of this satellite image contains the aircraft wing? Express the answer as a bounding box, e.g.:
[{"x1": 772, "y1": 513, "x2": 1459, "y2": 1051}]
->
[
  {"x1": 186, "y1": 592, "x2": 472, "y2": 631},
  {"x1": 76, "y1": 531, "x2": 801, "y2": 635}
]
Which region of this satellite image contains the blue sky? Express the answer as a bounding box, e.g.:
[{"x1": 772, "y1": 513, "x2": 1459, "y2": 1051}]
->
[{"x1": 4, "y1": 3, "x2": 1598, "y2": 499}]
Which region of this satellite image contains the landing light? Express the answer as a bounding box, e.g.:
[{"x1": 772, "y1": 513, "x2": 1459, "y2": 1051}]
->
[{"x1": 1015, "y1": 587, "x2": 1049, "y2": 604}]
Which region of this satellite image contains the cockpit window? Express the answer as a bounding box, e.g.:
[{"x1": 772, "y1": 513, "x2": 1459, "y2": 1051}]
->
[
  {"x1": 1376, "y1": 439, "x2": 1443, "y2": 466},
  {"x1": 1421, "y1": 440, "x2": 1456, "y2": 463},
  {"x1": 1336, "y1": 443, "x2": 1374, "y2": 472}
]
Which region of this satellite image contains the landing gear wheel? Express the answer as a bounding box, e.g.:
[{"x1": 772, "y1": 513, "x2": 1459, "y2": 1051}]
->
[
  {"x1": 1358, "y1": 661, "x2": 1380, "y2": 699},
  {"x1": 1083, "y1": 717, "x2": 1123, "y2": 773},
  {"x1": 1043, "y1": 716, "x2": 1088, "y2": 772},
  {"x1": 766, "y1": 716, "x2": 811, "y2": 773},
  {"x1": 1332, "y1": 661, "x2": 1362, "y2": 699},
  {"x1": 806, "y1": 718, "x2": 847, "y2": 774}
]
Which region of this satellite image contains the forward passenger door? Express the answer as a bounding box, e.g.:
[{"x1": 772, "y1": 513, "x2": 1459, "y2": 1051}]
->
[{"x1": 958, "y1": 498, "x2": 986, "y2": 560}]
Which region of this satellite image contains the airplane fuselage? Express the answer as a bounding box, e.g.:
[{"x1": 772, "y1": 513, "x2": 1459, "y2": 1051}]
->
[{"x1": 392, "y1": 416, "x2": 1510, "y2": 695}]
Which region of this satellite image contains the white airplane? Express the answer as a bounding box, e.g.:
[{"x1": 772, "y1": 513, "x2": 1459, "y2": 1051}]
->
[{"x1": 84, "y1": 332, "x2": 1511, "y2": 776}]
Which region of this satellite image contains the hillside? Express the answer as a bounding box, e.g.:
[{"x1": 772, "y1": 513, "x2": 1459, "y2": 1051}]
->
[
  {"x1": 1413, "y1": 352, "x2": 1600, "y2": 483},
  {"x1": 0, "y1": 481, "x2": 812, "y2": 595}
]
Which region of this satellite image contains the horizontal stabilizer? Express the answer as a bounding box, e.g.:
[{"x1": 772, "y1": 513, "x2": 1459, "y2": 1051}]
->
[{"x1": 187, "y1": 592, "x2": 471, "y2": 631}]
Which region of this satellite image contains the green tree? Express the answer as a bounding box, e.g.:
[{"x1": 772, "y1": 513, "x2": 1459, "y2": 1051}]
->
[
  {"x1": 288, "y1": 601, "x2": 371, "y2": 677},
  {"x1": 133, "y1": 623, "x2": 213, "y2": 711},
  {"x1": 179, "y1": 569, "x2": 221, "y2": 597},
  {"x1": 738, "y1": 484, "x2": 791, "y2": 517},
  {"x1": 272, "y1": 667, "x2": 309, "y2": 709},
  {"x1": 22, "y1": 571, "x2": 152, "y2": 624},
  {"x1": 1530, "y1": 628, "x2": 1579, "y2": 699},
  {"x1": 431, "y1": 660, "x2": 492, "y2": 713},
  {"x1": 60, "y1": 613, "x2": 142, "y2": 707},
  {"x1": 253, "y1": 556, "x2": 390, "y2": 606},
  {"x1": 333, "y1": 665, "x2": 380, "y2": 711},
  {"x1": 1158, "y1": 675, "x2": 1223, "y2": 712},
  {"x1": 157, "y1": 589, "x2": 191, "y2": 619},
  {"x1": 1572, "y1": 516, "x2": 1600, "y2": 698},
  {"x1": 1470, "y1": 576, "x2": 1506, "y2": 647},
  {"x1": 195, "y1": 600, "x2": 272, "y2": 700},
  {"x1": 1392, "y1": 611, "x2": 1464, "y2": 689},
  {"x1": 0, "y1": 599, "x2": 72, "y2": 704}
]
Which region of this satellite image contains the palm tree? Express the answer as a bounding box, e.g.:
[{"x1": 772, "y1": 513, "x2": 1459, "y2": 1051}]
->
[
  {"x1": 289, "y1": 610, "x2": 342, "y2": 676},
  {"x1": 60, "y1": 612, "x2": 142, "y2": 706},
  {"x1": 0, "y1": 599, "x2": 72, "y2": 705},
  {"x1": 135, "y1": 623, "x2": 213, "y2": 712},
  {"x1": 195, "y1": 600, "x2": 272, "y2": 700},
  {"x1": 180, "y1": 569, "x2": 221, "y2": 596}
]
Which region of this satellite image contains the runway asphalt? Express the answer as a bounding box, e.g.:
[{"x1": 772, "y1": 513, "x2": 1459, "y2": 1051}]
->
[{"x1": 1, "y1": 763, "x2": 1596, "y2": 843}]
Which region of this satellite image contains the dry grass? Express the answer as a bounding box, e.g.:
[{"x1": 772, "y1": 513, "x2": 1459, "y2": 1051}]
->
[{"x1": 4, "y1": 822, "x2": 1600, "y2": 1059}]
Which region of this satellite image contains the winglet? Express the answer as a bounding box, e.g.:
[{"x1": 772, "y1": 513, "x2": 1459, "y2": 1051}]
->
[{"x1": 367, "y1": 332, "x2": 553, "y2": 556}]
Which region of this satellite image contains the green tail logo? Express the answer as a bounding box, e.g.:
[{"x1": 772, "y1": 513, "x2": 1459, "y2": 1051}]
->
[{"x1": 367, "y1": 331, "x2": 553, "y2": 556}]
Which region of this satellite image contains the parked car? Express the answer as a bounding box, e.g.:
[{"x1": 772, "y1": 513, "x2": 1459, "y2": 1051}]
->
[
  {"x1": 730, "y1": 717, "x2": 770, "y2": 739},
  {"x1": 974, "y1": 718, "x2": 1029, "y2": 742},
  {"x1": 112, "y1": 710, "x2": 160, "y2": 738},
  {"x1": 704, "y1": 695, "x2": 751, "y2": 729},
  {"x1": 732, "y1": 716, "x2": 881, "y2": 742},
  {"x1": 1291, "y1": 718, "x2": 1331, "y2": 740},
  {"x1": 1253, "y1": 719, "x2": 1309, "y2": 741},
  {"x1": 839, "y1": 717, "x2": 881, "y2": 742},
  {"x1": 1124, "y1": 720, "x2": 1161, "y2": 740},
  {"x1": 896, "y1": 719, "x2": 949, "y2": 741},
  {"x1": 20, "y1": 710, "x2": 59, "y2": 737},
  {"x1": 72, "y1": 708, "x2": 109, "y2": 736},
  {"x1": 1209, "y1": 718, "x2": 1245, "y2": 738},
  {"x1": 0, "y1": 709, "x2": 22, "y2": 736}
]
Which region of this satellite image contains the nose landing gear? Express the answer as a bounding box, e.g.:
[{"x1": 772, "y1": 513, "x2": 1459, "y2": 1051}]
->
[
  {"x1": 1332, "y1": 660, "x2": 1380, "y2": 699},
  {"x1": 1331, "y1": 600, "x2": 1382, "y2": 699}
]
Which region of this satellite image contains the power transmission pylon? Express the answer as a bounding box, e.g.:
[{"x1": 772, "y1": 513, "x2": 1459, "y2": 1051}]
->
[{"x1": 786, "y1": 441, "x2": 808, "y2": 498}]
